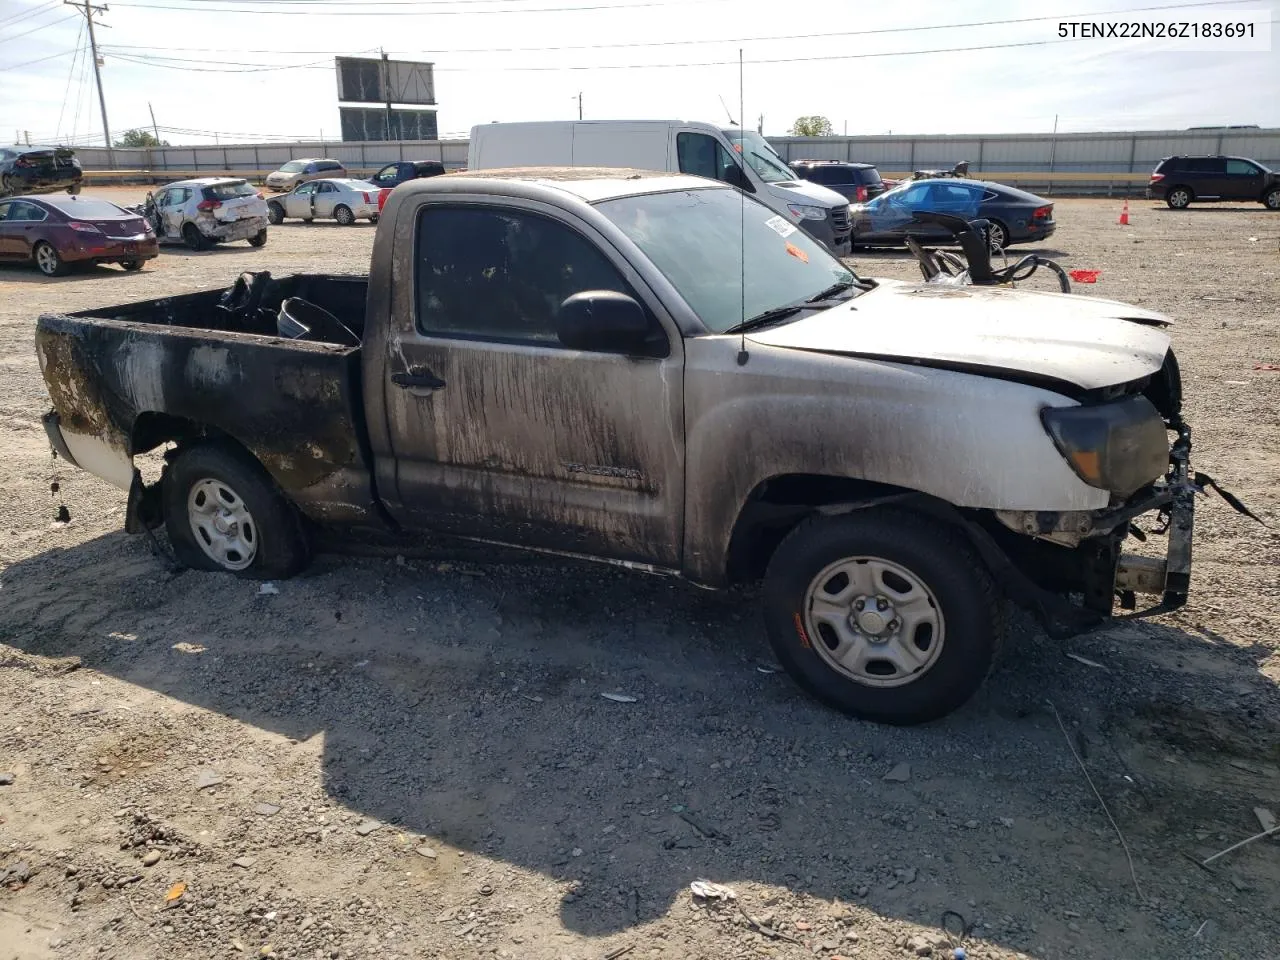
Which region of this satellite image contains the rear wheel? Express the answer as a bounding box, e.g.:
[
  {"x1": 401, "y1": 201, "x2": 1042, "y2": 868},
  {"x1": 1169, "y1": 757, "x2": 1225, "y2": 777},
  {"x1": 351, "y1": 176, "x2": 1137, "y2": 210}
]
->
[
  {"x1": 121, "y1": 259, "x2": 144, "y2": 272},
  {"x1": 1264, "y1": 187, "x2": 1280, "y2": 211},
  {"x1": 1, "y1": 175, "x2": 16, "y2": 197},
  {"x1": 163, "y1": 443, "x2": 311, "y2": 579},
  {"x1": 33, "y1": 241, "x2": 67, "y2": 277},
  {"x1": 248, "y1": 228, "x2": 268, "y2": 247},
  {"x1": 1166, "y1": 186, "x2": 1193, "y2": 209},
  {"x1": 67, "y1": 182, "x2": 82, "y2": 195},
  {"x1": 762, "y1": 509, "x2": 1001, "y2": 725},
  {"x1": 267, "y1": 201, "x2": 284, "y2": 225},
  {"x1": 334, "y1": 204, "x2": 355, "y2": 225},
  {"x1": 986, "y1": 219, "x2": 1009, "y2": 250},
  {"x1": 182, "y1": 222, "x2": 209, "y2": 251}
]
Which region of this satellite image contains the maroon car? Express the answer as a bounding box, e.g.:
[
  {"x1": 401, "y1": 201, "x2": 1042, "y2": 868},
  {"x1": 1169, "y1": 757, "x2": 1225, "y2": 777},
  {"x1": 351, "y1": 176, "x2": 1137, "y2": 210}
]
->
[{"x1": 0, "y1": 194, "x2": 159, "y2": 277}]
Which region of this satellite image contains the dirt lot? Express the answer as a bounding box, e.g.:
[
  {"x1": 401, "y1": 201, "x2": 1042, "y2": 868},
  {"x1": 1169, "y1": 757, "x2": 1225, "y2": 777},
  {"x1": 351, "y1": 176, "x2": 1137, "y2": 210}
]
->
[{"x1": 2, "y1": 191, "x2": 1279, "y2": 960}]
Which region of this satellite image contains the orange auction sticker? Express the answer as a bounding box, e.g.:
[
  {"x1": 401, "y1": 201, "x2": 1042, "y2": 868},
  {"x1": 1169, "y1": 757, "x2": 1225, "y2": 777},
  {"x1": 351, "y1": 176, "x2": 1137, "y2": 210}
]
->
[{"x1": 785, "y1": 242, "x2": 809, "y2": 263}]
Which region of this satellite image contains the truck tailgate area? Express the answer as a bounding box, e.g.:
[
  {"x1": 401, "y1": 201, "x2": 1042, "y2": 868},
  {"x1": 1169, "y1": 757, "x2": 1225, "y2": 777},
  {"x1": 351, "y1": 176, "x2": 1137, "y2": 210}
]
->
[{"x1": 36, "y1": 274, "x2": 381, "y2": 526}]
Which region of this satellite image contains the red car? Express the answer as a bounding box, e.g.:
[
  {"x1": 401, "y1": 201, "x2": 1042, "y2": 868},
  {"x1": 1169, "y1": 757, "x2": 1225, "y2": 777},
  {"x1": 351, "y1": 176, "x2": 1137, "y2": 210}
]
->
[{"x1": 0, "y1": 194, "x2": 159, "y2": 277}]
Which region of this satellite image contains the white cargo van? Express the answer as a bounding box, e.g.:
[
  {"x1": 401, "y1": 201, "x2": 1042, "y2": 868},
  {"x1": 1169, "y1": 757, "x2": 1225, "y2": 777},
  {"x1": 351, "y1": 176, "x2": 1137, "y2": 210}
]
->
[{"x1": 467, "y1": 120, "x2": 852, "y2": 255}]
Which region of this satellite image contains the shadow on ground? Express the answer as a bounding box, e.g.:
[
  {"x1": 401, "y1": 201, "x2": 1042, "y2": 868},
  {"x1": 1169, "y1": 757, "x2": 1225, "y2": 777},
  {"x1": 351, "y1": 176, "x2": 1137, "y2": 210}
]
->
[{"x1": 3, "y1": 529, "x2": 1280, "y2": 956}]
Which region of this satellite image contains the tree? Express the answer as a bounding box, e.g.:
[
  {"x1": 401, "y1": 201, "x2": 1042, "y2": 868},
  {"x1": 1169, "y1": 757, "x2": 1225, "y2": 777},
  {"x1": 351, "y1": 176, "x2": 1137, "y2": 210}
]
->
[
  {"x1": 789, "y1": 116, "x2": 834, "y2": 137},
  {"x1": 114, "y1": 129, "x2": 169, "y2": 148}
]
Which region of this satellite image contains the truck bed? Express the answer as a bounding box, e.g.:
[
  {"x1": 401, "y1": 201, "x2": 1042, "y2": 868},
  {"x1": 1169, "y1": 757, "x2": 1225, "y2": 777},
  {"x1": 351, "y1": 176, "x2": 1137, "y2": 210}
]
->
[{"x1": 36, "y1": 273, "x2": 382, "y2": 527}]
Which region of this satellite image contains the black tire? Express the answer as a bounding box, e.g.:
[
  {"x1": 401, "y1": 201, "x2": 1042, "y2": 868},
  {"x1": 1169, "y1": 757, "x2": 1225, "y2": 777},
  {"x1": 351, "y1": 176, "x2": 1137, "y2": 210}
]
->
[
  {"x1": 163, "y1": 443, "x2": 311, "y2": 580},
  {"x1": 67, "y1": 182, "x2": 82, "y2": 195},
  {"x1": 1264, "y1": 187, "x2": 1280, "y2": 211},
  {"x1": 369, "y1": 213, "x2": 379, "y2": 224},
  {"x1": 1165, "y1": 185, "x2": 1193, "y2": 209},
  {"x1": 121, "y1": 259, "x2": 144, "y2": 272},
  {"x1": 267, "y1": 202, "x2": 284, "y2": 225},
  {"x1": 32, "y1": 241, "x2": 68, "y2": 277},
  {"x1": 248, "y1": 228, "x2": 268, "y2": 247},
  {"x1": 1, "y1": 174, "x2": 16, "y2": 197},
  {"x1": 182, "y1": 222, "x2": 209, "y2": 251},
  {"x1": 762, "y1": 508, "x2": 1001, "y2": 725},
  {"x1": 334, "y1": 204, "x2": 355, "y2": 225}
]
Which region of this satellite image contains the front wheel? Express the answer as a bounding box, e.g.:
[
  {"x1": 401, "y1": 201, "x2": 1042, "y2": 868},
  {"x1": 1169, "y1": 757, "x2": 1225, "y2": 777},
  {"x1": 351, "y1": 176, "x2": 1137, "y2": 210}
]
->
[
  {"x1": 0, "y1": 175, "x2": 14, "y2": 197},
  {"x1": 120, "y1": 259, "x2": 144, "y2": 272},
  {"x1": 762, "y1": 509, "x2": 1001, "y2": 725},
  {"x1": 1264, "y1": 187, "x2": 1280, "y2": 211},
  {"x1": 267, "y1": 201, "x2": 284, "y2": 225},
  {"x1": 248, "y1": 228, "x2": 268, "y2": 247},
  {"x1": 67, "y1": 182, "x2": 82, "y2": 195},
  {"x1": 334, "y1": 204, "x2": 355, "y2": 225},
  {"x1": 163, "y1": 443, "x2": 311, "y2": 579}
]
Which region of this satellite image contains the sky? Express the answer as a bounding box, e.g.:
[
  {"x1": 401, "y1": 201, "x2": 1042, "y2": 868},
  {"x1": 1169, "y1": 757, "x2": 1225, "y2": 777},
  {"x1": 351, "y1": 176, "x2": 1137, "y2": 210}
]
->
[{"x1": 0, "y1": 0, "x2": 1276, "y2": 146}]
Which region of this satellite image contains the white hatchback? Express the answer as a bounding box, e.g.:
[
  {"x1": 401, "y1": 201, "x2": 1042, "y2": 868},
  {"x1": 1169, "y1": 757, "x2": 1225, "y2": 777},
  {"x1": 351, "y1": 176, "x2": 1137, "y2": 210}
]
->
[{"x1": 143, "y1": 178, "x2": 270, "y2": 250}]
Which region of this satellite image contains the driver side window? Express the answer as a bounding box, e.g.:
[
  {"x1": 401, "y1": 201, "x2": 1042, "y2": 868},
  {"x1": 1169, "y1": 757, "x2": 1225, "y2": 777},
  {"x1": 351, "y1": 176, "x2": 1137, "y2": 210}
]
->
[{"x1": 677, "y1": 132, "x2": 736, "y2": 184}]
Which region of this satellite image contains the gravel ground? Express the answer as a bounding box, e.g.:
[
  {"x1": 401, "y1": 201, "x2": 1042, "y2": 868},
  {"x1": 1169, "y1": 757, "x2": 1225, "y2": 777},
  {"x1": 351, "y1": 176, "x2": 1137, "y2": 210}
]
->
[{"x1": 2, "y1": 191, "x2": 1279, "y2": 960}]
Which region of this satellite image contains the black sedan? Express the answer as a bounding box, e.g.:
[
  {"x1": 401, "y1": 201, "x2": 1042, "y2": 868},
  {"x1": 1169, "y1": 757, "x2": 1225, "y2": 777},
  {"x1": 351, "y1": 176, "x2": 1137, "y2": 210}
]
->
[
  {"x1": 849, "y1": 178, "x2": 1054, "y2": 249},
  {"x1": 1, "y1": 145, "x2": 83, "y2": 198}
]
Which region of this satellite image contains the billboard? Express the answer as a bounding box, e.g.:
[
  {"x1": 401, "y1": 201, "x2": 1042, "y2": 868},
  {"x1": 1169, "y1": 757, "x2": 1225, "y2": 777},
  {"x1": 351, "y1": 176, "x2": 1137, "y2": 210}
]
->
[
  {"x1": 339, "y1": 107, "x2": 439, "y2": 142},
  {"x1": 335, "y1": 57, "x2": 435, "y2": 106}
]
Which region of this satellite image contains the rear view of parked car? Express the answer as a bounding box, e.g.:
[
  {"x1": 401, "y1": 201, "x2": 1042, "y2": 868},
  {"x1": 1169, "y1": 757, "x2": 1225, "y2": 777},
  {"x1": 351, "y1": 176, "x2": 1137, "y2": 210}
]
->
[
  {"x1": 849, "y1": 178, "x2": 1055, "y2": 249},
  {"x1": 143, "y1": 178, "x2": 269, "y2": 250},
  {"x1": 1148, "y1": 155, "x2": 1280, "y2": 210},
  {"x1": 790, "y1": 160, "x2": 886, "y2": 203},
  {"x1": 0, "y1": 194, "x2": 156, "y2": 276},
  {"x1": 1, "y1": 145, "x2": 83, "y2": 198},
  {"x1": 264, "y1": 158, "x2": 347, "y2": 193},
  {"x1": 266, "y1": 179, "x2": 380, "y2": 225},
  {"x1": 368, "y1": 160, "x2": 446, "y2": 190}
]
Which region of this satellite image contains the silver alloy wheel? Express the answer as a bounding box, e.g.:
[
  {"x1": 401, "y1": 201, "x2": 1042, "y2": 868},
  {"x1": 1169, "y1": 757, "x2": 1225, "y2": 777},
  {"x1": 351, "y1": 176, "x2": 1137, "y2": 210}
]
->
[
  {"x1": 35, "y1": 243, "x2": 59, "y2": 275},
  {"x1": 187, "y1": 477, "x2": 258, "y2": 571},
  {"x1": 803, "y1": 555, "x2": 945, "y2": 688},
  {"x1": 1169, "y1": 188, "x2": 1191, "y2": 208},
  {"x1": 1266, "y1": 190, "x2": 1280, "y2": 210},
  {"x1": 335, "y1": 204, "x2": 354, "y2": 225},
  {"x1": 987, "y1": 221, "x2": 1007, "y2": 250}
]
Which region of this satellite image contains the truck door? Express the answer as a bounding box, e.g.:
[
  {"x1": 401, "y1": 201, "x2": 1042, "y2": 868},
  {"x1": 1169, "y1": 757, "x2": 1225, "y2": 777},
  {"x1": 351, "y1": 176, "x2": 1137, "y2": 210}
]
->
[{"x1": 376, "y1": 199, "x2": 686, "y2": 567}]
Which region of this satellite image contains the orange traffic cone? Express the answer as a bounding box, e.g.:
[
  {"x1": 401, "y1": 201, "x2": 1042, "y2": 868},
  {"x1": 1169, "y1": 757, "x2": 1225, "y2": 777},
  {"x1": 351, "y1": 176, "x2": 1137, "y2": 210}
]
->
[{"x1": 1118, "y1": 199, "x2": 1130, "y2": 226}]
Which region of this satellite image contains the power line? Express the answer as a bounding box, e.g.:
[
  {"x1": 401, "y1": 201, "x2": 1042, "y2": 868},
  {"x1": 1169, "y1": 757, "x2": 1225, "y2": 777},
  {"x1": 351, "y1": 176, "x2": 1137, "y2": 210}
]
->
[
  {"x1": 0, "y1": 1, "x2": 61, "y2": 28},
  {"x1": 112, "y1": 0, "x2": 728, "y2": 15},
  {"x1": 0, "y1": 11, "x2": 79, "y2": 44},
  {"x1": 96, "y1": 0, "x2": 1264, "y2": 57},
  {"x1": 0, "y1": 47, "x2": 78, "y2": 70},
  {"x1": 54, "y1": 16, "x2": 86, "y2": 138}
]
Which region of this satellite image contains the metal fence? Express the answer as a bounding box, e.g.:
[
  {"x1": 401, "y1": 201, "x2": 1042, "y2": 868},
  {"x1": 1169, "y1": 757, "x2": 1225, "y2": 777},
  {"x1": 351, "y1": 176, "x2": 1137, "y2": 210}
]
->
[{"x1": 73, "y1": 127, "x2": 1280, "y2": 196}]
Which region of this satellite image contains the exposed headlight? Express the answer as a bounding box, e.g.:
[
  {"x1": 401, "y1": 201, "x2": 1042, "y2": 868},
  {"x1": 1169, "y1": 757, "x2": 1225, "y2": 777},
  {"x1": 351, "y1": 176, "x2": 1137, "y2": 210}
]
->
[
  {"x1": 1040, "y1": 396, "x2": 1169, "y2": 495},
  {"x1": 787, "y1": 203, "x2": 827, "y2": 221}
]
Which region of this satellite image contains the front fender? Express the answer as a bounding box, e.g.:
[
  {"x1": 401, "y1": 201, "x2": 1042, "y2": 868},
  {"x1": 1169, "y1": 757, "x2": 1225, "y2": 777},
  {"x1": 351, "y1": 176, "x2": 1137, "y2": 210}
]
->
[{"x1": 681, "y1": 338, "x2": 1107, "y2": 584}]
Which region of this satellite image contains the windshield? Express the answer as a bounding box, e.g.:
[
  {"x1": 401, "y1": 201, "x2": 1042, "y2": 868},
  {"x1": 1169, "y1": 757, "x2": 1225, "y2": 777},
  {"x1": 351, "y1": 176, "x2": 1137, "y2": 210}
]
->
[
  {"x1": 724, "y1": 130, "x2": 795, "y2": 183},
  {"x1": 598, "y1": 187, "x2": 857, "y2": 334},
  {"x1": 204, "y1": 180, "x2": 257, "y2": 200},
  {"x1": 279, "y1": 161, "x2": 306, "y2": 173}
]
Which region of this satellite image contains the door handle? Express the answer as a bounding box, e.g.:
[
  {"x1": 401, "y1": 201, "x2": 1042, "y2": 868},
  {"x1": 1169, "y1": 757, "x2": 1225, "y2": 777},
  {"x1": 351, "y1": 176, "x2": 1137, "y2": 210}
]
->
[{"x1": 391, "y1": 369, "x2": 446, "y2": 391}]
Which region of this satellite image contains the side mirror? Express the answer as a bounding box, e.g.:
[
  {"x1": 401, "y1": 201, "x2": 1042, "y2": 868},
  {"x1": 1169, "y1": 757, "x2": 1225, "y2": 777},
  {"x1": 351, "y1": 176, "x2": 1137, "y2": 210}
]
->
[{"x1": 557, "y1": 291, "x2": 656, "y2": 356}]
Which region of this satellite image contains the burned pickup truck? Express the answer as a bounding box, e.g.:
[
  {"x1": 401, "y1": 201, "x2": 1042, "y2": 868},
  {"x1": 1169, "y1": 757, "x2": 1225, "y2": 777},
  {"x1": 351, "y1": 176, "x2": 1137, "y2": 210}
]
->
[{"x1": 36, "y1": 168, "x2": 1220, "y2": 724}]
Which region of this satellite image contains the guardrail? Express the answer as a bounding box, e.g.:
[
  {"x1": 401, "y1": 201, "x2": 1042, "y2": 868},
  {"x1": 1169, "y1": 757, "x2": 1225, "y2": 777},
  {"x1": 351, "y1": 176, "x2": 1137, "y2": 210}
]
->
[{"x1": 78, "y1": 168, "x2": 1157, "y2": 195}]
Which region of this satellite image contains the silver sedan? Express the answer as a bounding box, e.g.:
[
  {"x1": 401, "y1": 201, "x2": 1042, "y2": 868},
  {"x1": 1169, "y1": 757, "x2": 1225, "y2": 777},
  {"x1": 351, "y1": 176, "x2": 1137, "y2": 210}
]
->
[{"x1": 265, "y1": 178, "x2": 380, "y2": 225}]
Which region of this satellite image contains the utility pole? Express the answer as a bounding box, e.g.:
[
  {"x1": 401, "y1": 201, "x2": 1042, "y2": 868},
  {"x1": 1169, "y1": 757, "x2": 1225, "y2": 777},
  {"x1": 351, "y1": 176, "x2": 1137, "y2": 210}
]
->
[
  {"x1": 577, "y1": 92, "x2": 583, "y2": 120},
  {"x1": 65, "y1": 1, "x2": 112, "y2": 161},
  {"x1": 757, "y1": 113, "x2": 763, "y2": 134},
  {"x1": 381, "y1": 49, "x2": 394, "y2": 142},
  {"x1": 148, "y1": 102, "x2": 160, "y2": 144}
]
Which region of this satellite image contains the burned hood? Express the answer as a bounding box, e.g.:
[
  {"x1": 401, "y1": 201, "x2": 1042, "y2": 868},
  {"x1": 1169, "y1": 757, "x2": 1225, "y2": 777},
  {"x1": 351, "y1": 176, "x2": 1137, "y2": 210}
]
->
[{"x1": 747, "y1": 279, "x2": 1174, "y2": 390}]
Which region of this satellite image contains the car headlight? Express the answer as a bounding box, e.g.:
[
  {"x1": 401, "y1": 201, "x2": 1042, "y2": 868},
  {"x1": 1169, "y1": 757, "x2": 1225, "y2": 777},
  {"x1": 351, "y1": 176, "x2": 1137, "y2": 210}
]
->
[
  {"x1": 787, "y1": 203, "x2": 828, "y2": 221},
  {"x1": 1040, "y1": 396, "x2": 1169, "y2": 495}
]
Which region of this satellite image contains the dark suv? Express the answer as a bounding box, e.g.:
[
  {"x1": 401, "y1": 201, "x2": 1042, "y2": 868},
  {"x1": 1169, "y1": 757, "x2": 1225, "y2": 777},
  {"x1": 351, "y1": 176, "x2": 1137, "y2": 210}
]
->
[
  {"x1": 1148, "y1": 155, "x2": 1280, "y2": 210},
  {"x1": 789, "y1": 160, "x2": 886, "y2": 203},
  {"x1": 0, "y1": 145, "x2": 83, "y2": 198},
  {"x1": 368, "y1": 160, "x2": 447, "y2": 190}
]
